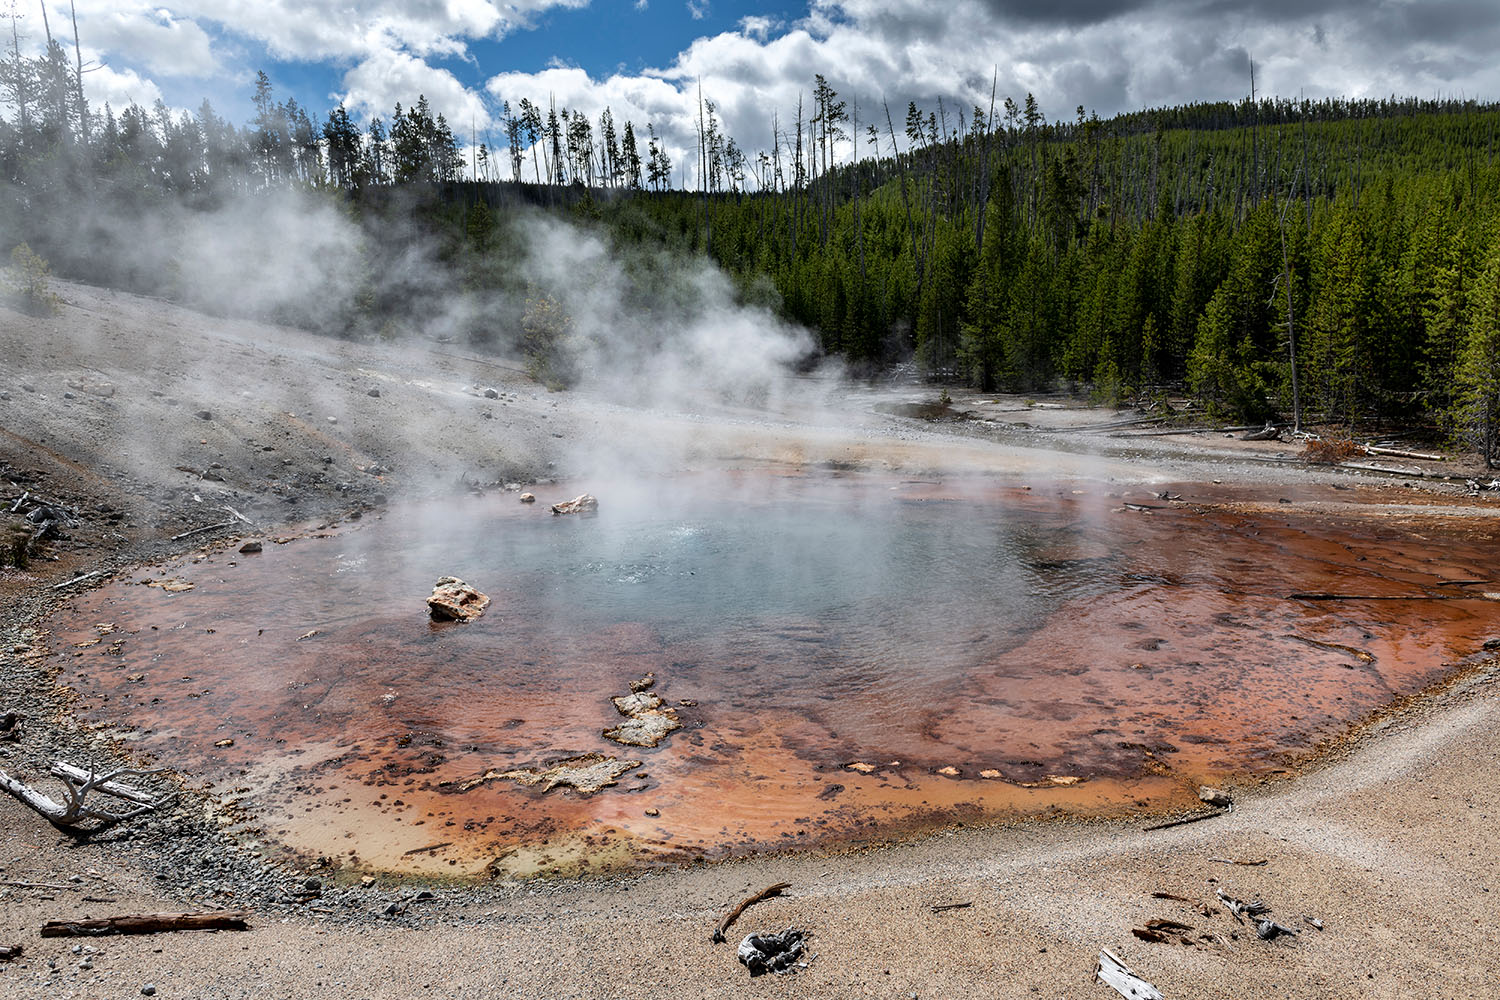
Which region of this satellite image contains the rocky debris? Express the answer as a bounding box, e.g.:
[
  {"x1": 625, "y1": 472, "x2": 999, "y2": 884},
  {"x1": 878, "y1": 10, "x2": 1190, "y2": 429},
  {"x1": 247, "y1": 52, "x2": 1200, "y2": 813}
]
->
[
  {"x1": 66, "y1": 378, "x2": 115, "y2": 398},
  {"x1": 737, "y1": 927, "x2": 809, "y2": 977},
  {"x1": 143, "y1": 578, "x2": 194, "y2": 593},
  {"x1": 366, "y1": 387, "x2": 381, "y2": 398},
  {"x1": 604, "y1": 674, "x2": 681, "y2": 748},
  {"x1": 483, "y1": 387, "x2": 499, "y2": 399},
  {"x1": 550, "y1": 494, "x2": 598, "y2": 517},
  {"x1": 474, "y1": 753, "x2": 641, "y2": 795},
  {"x1": 1198, "y1": 785, "x2": 1233, "y2": 808},
  {"x1": 195, "y1": 410, "x2": 212, "y2": 421},
  {"x1": 426, "y1": 576, "x2": 490, "y2": 622},
  {"x1": 519, "y1": 492, "x2": 536, "y2": 504},
  {"x1": 238, "y1": 540, "x2": 263, "y2": 554}
]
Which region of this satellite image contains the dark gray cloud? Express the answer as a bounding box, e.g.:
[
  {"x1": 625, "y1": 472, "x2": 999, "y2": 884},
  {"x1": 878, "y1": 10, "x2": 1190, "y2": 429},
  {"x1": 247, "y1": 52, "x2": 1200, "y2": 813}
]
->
[{"x1": 975, "y1": 0, "x2": 1159, "y2": 26}]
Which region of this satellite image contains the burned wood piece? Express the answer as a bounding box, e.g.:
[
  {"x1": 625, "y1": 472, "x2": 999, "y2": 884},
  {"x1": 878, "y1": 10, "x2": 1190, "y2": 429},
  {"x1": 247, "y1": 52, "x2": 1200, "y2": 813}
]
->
[
  {"x1": 1150, "y1": 891, "x2": 1197, "y2": 903},
  {"x1": 0, "y1": 711, "x2": 18, "y2": 742},
  {"x1": 0, "y1": 762, "x2": 173, "y2": 831},
  {"x1": 930, "y1": 901, "x2": 973, "y2": 913},
  {"x1": 1288, "y1": 592, "x2": 1456, "y2": 602},
  {"x1": 736, "y1": 927, "x2": 807, "y2": 977},
  {"x1": 40, "y1": 911, "x2": 250, "y2": 937},
  {"x1": 1095, "y1": 949, "x2": 1164, "y2": 1000},
  {"x1": 1142, "y1": 809, "x2": 1225, "y2": 832},
  {"x1": 1242, "y1": 423, "x2": 1282, "y2": 441},
  {"x1": 712, "y1": 882, "x2": 791, "y2": 943},
  {"x1": 0, "y1": 944, "x2": 22, "y2": 961},
  {"x1": 1132, "y1": 918, "x2": 1195, "y2": 945}
]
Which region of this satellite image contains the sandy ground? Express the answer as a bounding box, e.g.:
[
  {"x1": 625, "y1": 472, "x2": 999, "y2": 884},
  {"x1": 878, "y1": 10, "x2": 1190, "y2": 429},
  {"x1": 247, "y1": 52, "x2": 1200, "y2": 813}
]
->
[{"x1": 1, "y1": 281, "x2": 1498, "y2": 999}]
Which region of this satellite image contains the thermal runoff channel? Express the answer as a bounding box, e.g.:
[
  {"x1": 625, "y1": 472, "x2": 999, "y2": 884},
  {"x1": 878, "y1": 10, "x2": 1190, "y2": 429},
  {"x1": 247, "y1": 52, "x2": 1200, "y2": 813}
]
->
[{"x1": 46, "y1": 473, "x2": 1497, "y2": 877}]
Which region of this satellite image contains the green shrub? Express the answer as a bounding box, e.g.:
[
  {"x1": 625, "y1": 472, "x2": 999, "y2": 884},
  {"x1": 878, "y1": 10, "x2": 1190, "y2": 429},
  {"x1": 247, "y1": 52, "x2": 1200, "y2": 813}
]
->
[{"x1": 3, "y1": 243, "x2": 61, "y2": 315}]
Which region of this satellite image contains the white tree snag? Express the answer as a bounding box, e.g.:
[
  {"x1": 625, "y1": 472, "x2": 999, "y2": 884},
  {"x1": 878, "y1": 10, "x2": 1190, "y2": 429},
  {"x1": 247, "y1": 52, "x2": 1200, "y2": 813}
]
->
[
  {"x1": 1095, "y1": 949, "x2": 1165, "y2": 1000},
  {"x1": 0, "y1": 762, "x2": 173, "y2": 830}
]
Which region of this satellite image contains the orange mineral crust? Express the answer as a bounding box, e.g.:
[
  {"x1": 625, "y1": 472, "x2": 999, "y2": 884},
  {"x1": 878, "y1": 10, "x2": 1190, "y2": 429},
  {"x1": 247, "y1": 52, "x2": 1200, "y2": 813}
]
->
[{"x1": 48, "y1": 474, "x2": 1499, "y2": 875}]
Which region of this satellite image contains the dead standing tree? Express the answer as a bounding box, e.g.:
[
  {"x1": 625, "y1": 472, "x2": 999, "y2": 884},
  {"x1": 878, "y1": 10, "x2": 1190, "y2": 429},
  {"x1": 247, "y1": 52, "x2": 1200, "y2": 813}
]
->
[{"x1": 0, "y1": 761, "x2": 174, "y2": 832}]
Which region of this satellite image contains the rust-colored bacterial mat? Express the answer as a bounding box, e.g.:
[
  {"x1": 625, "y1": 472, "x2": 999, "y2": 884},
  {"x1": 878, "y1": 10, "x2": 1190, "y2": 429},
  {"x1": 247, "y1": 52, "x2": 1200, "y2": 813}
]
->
[{"x1": 45, "y1": 474, "x2": 1500, "y2": 877}]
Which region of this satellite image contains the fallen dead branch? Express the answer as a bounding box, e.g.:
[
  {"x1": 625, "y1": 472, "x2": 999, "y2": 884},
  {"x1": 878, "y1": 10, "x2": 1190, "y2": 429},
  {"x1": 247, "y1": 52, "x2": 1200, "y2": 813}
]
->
[
  {"x1": 1289, "y1": 592, "x2": 1459, "y2": 602},
  {"x1": 51, "y1": 569, "x2": 110, "y2": 591},
  {"x1": 0, "y1": 880, "x2": 71, "y2": 890},
  {"x1": 40, "y1": 911, "x2": 250, "y2": 937},
  {"x1": 1143, "y1": 809, "x2": 1225, "y2": 832},
  {"x1": 712, "y1": 882, "x2": 791, "y2": 943},
  {"x1": 0, "y1": 762, "x2": 173, "y2": 831},
  {"x1": 1095, "y1": 948, "x2": 1164, "y2": 1000},
  {"x1": 1214, "y1": 888, "x2": 1270, "y2": 923},
  {"x1": 930, "y1": 901, "x2": 973, "y2": 913},
  {"x1": 170, "y1": 519, "x2": 237, "y2": 542},
  {"x1": 1208, "y1": 858, "x2": 1268, "y2": 866}
]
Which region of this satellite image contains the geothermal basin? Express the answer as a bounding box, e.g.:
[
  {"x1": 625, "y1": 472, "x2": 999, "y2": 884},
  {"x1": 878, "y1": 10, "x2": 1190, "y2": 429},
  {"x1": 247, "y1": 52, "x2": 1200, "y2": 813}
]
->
[{"x1": 46, "y1": 472, "x2": 1499, "y2": 878}]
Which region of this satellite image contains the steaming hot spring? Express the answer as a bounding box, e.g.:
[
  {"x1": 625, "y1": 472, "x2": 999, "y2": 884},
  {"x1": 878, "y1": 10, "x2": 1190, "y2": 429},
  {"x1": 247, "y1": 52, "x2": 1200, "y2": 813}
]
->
[{"x1": 47, "y1": 469, "x2": 1496, "y2": 878}]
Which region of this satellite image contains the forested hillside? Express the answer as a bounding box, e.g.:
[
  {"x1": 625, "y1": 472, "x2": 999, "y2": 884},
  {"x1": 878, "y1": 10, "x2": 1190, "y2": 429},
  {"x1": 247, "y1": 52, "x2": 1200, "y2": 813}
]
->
[{"x1": 4, "y1": 39, "x2": 1499, "y2": 461}]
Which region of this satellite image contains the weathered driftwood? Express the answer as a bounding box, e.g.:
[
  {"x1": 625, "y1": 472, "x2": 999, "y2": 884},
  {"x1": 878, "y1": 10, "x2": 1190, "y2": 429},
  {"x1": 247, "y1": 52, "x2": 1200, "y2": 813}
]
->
[
  {"x1": 40, "y1": 911, "x2": 250, "y2": 937},
  {"x1": 1215, "y1": 888, "x2": 1271, "y2": 923},
  {"x1": 1256, "y1": 918, "x2": 1300, "y2": 940},
  {"x1": 0, "y1": 762, "x2": 172, "y2": 830},
  {"x1": 51, "y1": 569, "x2": 110, "y2": 591},
  {"x1": 712, "y1": 882, "x2": 791, "y2": 943},
  {"x1": 1095, "y1": 949, "x2": 1164, "y2": 1000}
]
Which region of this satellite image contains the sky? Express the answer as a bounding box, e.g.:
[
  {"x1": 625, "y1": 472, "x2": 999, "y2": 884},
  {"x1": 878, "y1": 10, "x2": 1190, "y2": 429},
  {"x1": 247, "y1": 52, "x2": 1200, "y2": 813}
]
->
[{"x1": 12, "y1": 1, "x2": 1500, "y2": 184}]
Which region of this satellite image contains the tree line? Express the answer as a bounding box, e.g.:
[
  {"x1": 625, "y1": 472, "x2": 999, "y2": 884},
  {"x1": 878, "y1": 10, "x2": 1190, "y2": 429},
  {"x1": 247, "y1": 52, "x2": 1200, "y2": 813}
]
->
[{"x1": 4, "y1": 36, "x2": 1500, "y2": 462}]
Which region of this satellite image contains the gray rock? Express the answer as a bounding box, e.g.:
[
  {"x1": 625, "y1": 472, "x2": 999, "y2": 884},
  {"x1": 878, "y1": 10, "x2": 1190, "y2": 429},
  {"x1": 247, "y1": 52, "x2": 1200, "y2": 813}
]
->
[
  {"x1": 367, "y1": 387, "x2": 381, "y2": 397},
  {"x1": 483, "y1": 387, "x2": 499, "y2": 399},
  {"x1": 195, "y1": 410, "x2": 212, "y2": 420},
  {"x1": 1198, "y1": 785, "x2": 1233, "y2": 808},
  {"x1": 142, "y1": 986, "x2": 157, "y2": 996}
]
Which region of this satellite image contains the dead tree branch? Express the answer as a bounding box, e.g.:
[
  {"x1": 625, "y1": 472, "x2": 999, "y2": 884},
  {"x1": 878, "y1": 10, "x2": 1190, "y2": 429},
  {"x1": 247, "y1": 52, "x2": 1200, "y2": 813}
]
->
[
  {"x1": 711, "y1": 882, "x2": 791, "y2": 943},
  {"x1": 0, "y1": 762, "x2": 173, "y2": 831}
]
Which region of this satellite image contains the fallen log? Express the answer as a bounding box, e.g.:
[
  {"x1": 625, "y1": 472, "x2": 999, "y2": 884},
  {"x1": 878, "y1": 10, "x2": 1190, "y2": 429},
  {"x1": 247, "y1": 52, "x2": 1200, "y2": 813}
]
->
[
  {"x1": 41, "y1": 911, "x2": 250, "y2": 937},
  {"x1": 711, "y1": 882, "x2": 791, "y2": 943},
  {"x1": 1363, "y1": 445, "x2": 1445, "y2": 462}
]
